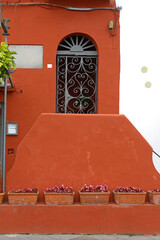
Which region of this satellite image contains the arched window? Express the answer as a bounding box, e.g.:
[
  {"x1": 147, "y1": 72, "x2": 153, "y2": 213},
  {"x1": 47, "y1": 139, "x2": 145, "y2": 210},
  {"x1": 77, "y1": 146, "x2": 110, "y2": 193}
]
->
[{"x1": 56, "y1": 35, "x2": 98, "y2": 114}]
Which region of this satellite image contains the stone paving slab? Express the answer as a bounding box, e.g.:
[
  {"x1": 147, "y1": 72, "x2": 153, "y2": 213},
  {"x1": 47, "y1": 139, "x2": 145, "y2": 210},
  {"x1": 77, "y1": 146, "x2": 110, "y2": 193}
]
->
[{"x1": 1, "y1": 235, "x2": 160, "y2": 240}]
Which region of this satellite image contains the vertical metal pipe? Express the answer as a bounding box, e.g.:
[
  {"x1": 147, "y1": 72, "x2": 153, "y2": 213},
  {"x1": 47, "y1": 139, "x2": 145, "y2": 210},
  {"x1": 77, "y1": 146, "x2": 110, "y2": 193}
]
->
[
  {"x1": 2, "y1": 34, "x2": 8, "y2": 192},
  {"x1": 5, "y1": 35, "x2": 8, "y2": 45},
  {"x1": 2, "y1": 77, "x2": 7, "y2": 192}
]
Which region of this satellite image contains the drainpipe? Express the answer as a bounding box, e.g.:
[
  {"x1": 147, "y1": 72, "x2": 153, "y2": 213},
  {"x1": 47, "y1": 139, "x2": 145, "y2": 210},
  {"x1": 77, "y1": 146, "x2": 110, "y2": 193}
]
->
[
  {"x1": 2, "y1": 76, "x2": 7, "y2": 193},
  {"x1": 1, "y1": 20, "x2": 9, "y2": 193}
]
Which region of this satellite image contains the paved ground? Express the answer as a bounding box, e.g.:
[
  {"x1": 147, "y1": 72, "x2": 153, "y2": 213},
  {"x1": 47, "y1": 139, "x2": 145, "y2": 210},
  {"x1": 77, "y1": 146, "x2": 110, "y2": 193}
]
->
[{"x1": 0, "y1": 235, "x2": 160, "y2": 240}]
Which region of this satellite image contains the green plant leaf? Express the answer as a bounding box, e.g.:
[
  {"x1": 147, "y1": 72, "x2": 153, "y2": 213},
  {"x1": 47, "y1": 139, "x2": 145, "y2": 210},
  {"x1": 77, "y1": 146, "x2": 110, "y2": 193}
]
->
[{"x1": 0, "y1": 42, "x2": 17, "y2": 78}]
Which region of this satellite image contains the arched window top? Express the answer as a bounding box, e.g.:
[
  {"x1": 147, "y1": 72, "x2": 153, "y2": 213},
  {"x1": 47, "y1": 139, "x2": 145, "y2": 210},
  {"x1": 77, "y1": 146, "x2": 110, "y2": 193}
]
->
[{"x1": 57, "y1": 35, "x2": 97, "y2": 56}]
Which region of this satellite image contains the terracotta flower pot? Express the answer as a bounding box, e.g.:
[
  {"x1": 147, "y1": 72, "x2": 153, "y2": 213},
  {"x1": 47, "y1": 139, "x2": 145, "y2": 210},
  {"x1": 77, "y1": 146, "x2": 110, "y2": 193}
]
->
[
  {"x1": 0, "y1": 192, "x2": 5, "y2": 204},
  {"x1": 8, "y1": 191, "x2": 39, "y2": 205},
  {"x1": 79, "y1": 191, "x2": 110, "y2": 205},
  {"x1": 44, "y1": 192, "x2": 75, "y2": 205},
  {"x1": 148, "y1": 191, "x2": 160, "y2": 205},
  {"x1": 113, "y1": 191, "x2": 146, "y2": 205}
]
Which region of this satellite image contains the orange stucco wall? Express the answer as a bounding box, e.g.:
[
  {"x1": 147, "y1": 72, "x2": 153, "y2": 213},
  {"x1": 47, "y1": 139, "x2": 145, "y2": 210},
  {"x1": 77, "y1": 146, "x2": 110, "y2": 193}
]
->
[
  {"x1": 0, "y1": 0, "x2": 120, "y2": 176},
  {"x1": 1, "y1": 204, "x2": 160, "y2": 234},
  {"x1": 4, "y1": 113, "x2": 160, "y2": 234},
  {"x1": 6, "y1": 114, "x2": 156, "y2": 201}
]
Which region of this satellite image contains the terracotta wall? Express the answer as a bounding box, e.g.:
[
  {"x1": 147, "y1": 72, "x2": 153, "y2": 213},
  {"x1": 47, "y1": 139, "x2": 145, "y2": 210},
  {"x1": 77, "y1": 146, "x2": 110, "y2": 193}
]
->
[
  {"x1": 1, "y1": 204, "x2": 160, "y2": 234},
  {"x1": 6, "y1": 114, "x2": 156, "y2": 201},
  {"x1": 0, "y1": 0, "x2": 120, "y2": 175}
]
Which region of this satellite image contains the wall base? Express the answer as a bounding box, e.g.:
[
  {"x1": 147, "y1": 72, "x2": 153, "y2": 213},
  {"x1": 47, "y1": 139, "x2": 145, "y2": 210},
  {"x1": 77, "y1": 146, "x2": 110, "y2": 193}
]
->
[{"x1": 0, "y1": 203, "x2": 160, "y2": 234}]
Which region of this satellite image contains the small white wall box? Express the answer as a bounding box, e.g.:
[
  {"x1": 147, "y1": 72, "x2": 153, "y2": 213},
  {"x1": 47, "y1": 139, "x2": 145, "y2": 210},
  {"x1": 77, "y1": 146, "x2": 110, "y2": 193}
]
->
[
  {"x1": 109, "y1": 21, "x2": 114, "y2": 30},
  {"x1": 6, "y1": 122, "x2": 18, "y2": 135},
  {"x1": 47, "y1": 64, "x2": 52, "y2": 68}
]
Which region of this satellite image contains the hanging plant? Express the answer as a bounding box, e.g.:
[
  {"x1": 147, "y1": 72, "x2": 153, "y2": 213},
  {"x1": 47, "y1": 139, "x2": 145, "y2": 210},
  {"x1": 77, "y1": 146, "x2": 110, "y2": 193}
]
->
[{"x1": 0, "y1": 42, "x2": 17, "y2": 83}]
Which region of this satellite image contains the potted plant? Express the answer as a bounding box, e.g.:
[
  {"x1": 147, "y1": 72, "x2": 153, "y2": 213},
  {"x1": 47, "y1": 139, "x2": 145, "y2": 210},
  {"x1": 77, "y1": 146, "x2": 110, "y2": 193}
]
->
[
  {"x1": 44, "y1": 185, "x2": 75, "y2": 205},
  {"x1": 0, "y1": 42, "x2": 16, "y2": 83},
  {"x1": 79, "y1": 184, "x2": 110, "y2": 205},
  {"x1": 148, "y1": 189, "x2": 160, "y2": 204},
  {"x1": 113, "y1": 186, "x2": 146, "y2": 205},
  {"x1": 0, "y1": 190, "x2": 5, "y2": 204},
  {"x1": 8, "y1": 188, "x2": 39, "y2": 205}
]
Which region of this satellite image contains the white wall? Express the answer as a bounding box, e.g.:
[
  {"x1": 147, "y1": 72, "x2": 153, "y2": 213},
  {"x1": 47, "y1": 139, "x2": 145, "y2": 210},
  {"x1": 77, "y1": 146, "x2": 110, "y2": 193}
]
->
[{"x1": 119, "y1": 0, "x2": 160, "y2": 173}]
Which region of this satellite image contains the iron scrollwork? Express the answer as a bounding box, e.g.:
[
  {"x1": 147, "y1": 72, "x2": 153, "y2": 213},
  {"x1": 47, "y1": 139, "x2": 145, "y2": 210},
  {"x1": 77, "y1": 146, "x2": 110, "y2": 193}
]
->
[{"x1": 57, "y1": 56, "x2": 97, "y2": 114}]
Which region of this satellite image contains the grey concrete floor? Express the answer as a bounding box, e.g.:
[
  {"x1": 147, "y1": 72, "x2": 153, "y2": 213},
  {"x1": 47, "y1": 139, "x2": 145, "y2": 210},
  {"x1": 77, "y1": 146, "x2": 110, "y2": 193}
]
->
[{"x1": 0, "y1": 235, "x2": 160, "y2": 240}]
